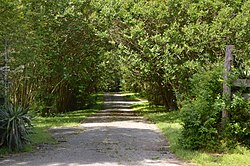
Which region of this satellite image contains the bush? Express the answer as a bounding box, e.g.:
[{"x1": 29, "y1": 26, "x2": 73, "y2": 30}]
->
[
  {"x1": 180, "y1": 65, "x2": 224, "y2": 151},
  {"x1": 180, "y1": 64, "x2": 250, "y2": 151},
  {"x1": 0, "y1": 104, "x2": 33, "y2": 151},
  {"x1": 225, "y1": 93, "x2": 250, "y2": 148}
]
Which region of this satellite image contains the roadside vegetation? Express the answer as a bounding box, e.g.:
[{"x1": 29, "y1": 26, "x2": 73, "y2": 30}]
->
[
  {"x1": 132, "y1": 96, "x2": 250, "y2": 166},
  {"x1": 0, "y1": 94, "x2": 103, "y2": 156}
]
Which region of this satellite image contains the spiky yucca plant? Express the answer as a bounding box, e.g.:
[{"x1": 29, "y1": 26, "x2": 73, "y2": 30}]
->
[{"x1": 0, "y1": 104, "x2": 33, "y2": 151}]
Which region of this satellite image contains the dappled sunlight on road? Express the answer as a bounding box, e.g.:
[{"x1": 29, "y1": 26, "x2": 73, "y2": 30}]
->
[{"x1": 0, "y1": 93, "x2": 184, "y2": 166}]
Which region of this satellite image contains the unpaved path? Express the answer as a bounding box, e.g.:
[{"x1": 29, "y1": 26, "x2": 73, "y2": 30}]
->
[{"x1": 0, "y1": 93, "x2": 185, "y2": 166}]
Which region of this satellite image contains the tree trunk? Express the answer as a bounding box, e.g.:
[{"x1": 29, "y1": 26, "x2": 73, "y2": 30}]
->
[{"x1": 162, "y1": 84, "x2": 178, "y2": 111}]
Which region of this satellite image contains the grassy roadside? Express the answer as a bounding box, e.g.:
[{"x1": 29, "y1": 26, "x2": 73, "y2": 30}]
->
[
  {"x1": 122, "y1": 92, "x2": 146, "y2": 101},
  {"x1": 0, "y1": 94, "x2": 103, "y2": 156},
  {"x1": 129, "y1": 95, "x2": 250, "y2": 166}
]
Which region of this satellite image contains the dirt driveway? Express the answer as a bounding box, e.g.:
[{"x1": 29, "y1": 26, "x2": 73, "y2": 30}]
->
[{"x1": 0, "y1": 93, "x2": 185, "y2": 166}]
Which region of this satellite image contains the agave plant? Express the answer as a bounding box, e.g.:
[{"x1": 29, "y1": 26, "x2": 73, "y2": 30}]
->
[{"x1": 0, "y1": 104, "x2": 33, "y2": 151}]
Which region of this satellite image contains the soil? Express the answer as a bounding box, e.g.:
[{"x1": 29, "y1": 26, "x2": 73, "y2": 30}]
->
[{"x1": 0, "y1": 93, "x2": 185, "y2": 166}]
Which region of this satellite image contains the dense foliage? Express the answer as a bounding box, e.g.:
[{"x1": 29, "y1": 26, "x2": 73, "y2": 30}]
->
[
  {"x1": 180, "y1": 66, "x2": 224, "y2": 150},
  {"x1": 0, "y1": 0, "x2": 112, "y2": 116},
  {"x1": 92, "y1": 0, "x2": 250, "y2": 111},
  {"x1": 181, "y1": 65, "x2": 250, "y2": 150},
  {"x1": 0, "y1": 0, "x2": 250, "y2": 151}
]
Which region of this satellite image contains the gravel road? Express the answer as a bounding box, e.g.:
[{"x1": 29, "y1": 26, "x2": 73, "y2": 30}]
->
[{"x1": 0, "y1": 93, "x2": 185, "y2": 166}]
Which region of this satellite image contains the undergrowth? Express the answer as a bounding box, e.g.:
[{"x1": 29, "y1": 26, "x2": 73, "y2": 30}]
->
[{"x1": 132, "y1": 100, "x2": 250, "y2": 166}]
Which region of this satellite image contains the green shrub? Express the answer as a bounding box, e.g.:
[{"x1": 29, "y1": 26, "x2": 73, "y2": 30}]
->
[
  {"x1": 180, "y1": 65, "x2": 224, "y2": 151},
  {"x1": 225, "y1": 93, "x2": 250, "y2": 148},
  {"x1": 0, "y1": 104, "x2": 33, "y2": 151},
  {"x1": 181, "y1": 98, "x2": 224, "y2": 150},
  {"x1": 180, "y1": 64, "x2": 250, "y2": 151}
]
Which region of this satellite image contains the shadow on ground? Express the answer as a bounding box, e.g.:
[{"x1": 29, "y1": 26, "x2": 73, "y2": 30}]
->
[
  {"x1": 0, "y1": 93, "x2": 183, "y2": 166},
  {"x1": 0, "y1": 126, "x2": 181, "y2": 166}
]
